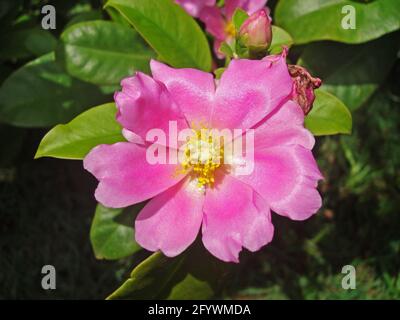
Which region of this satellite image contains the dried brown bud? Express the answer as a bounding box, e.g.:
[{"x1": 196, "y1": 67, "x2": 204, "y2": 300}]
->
[{"x1": 288, "y1": 65, "x2": 322, "y2": 115}]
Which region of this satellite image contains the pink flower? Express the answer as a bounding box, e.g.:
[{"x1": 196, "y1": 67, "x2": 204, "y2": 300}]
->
[
  {"x1": 198, "y1": 0, "x2": 268, "y2": 57},
  {"x1": 175, "y1": 0, "x2": 216, "y2": 17},
  {"x1": 84, "y1": 52, "x2": 323, "y2": 263},
  {"x1": 239, "y1": 9, "x2": 272, "y2": 49}
]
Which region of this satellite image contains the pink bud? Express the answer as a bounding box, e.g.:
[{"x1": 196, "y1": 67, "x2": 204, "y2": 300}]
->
[
  {"x1": 288, "y1": 65, "x2": 322, "y2": 115},
  {"x1": 239, "y1": 9, "x2": 272, "y2": 49}
]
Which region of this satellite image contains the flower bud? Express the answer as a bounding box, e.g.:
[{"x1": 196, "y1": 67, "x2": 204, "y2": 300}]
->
[
  {"x1": 239, "y1": 9, "x2": 272, "y2": 51},
  {"x1": 288, "y1": 65, "x2": 322, "y2": 115}
]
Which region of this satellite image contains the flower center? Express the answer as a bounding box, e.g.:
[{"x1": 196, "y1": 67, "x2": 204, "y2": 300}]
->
[
  {"x1": 181, "y1": 128, "x2": 224, "y2": 189},
  {"x1": 224, "y1": 20, "x2": 236, "y2": 38}
]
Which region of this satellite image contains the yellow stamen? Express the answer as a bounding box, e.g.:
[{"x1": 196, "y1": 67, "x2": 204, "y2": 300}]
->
[
  {"x1": 224, "y1": 21, "x2": 236, "y2": 38},
  {"x1": 179, "y1": 126, "x2": 224, "y2": 189}
]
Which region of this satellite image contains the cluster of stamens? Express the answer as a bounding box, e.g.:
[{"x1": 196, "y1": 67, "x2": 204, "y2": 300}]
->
[
  {"x1": 180, "y1": 128, "x2": 224, "y2": 189},
  {"x1": 224, "y1": 21, "x2": 236, "y2": 38}
]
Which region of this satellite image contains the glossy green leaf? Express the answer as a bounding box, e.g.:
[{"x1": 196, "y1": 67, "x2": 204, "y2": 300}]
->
[
  {"x1": 0, "y1": 53, "x2": 109, "y2": 128},
  {"x1": 35, "y1": 102, "x2": 124, "y2": 160},
  {"x1": 57, "y1": 21, "x2": 154, "y2": 85},
  {"x1": 305, "y1": 90, "x2": 352, "y2": 136},
  {"x1": 107, "y1": 242, "x2": 228, "y2": 300},
  {"x1": 106, "y1": 7, "x2": 131, "y2": 27},
  {"x1": 269, "y1": 26, "x2": 293, "y2": 54},
  {"x1": 90, "y1": 203, "x2": 143, "y2": 260},
  {"x1": 105, "y1": 0, "x2": 212, "y2": 71},
  {"x1": 232, "y1": 8, "x2": 248, "y2": 31},
  {"x1": 219, "y1": 42, "x2": 234, "y2": 58},
  {"x1": 64, "y1": 10, "x2": 103, "y2": 29},
  {"x1": 299, "y1": 31, "x2": 400, "y2": 111},
  {"x1": 275, "y1": 0, "x2": 400, "y2": 44}
]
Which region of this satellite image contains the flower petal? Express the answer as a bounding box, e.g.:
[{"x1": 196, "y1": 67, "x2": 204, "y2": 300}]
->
[
  {"x1": 234, "y1": 145, "x2": 323, "y2": 221},
  {"x1": 150, "y1": 60, "x2": 215, "y2": 126},
  {"x1": 199, "y1": 6, "x2": 226, "y2": 40},
  {"x1": 202, "y1": 173, "x2": 274, "y2": 262},
  {"x1": 84, "y1": 142, "x2": 184, "y2": 208},
  {"x1": 263, "y1": 98, "x2": 304, "y2": 126},
  {"x1": 254, "y1": 100, "x2": 315, "y2": 150},
  {"x1": 135, "y1": 178, "x2": 204, "y2": 257},
  {"x1": 176, "y1": 0, "x2": 216, "y2": 17},
  {"x1": 122, "y1": 128, "x2": 144, "y2": 144},
  {"x1": 115, "y1": 72, "x2": 188, "y2": 144},
  {"x1": 213, "y1": 55, "x2": 292, "y2": 130}
]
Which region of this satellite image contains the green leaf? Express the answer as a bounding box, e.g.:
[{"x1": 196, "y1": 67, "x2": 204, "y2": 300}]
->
[
  {"x1": 219, "y1": 42, "x2": 234, "y2": 58},
  {"x1": 232, "y1": 8, "x2": 248, "y2": 31},
  {"x1": 64, "y1": 10, "x2": 103, "y2": 29},
  {"x1": 275, "y1": 0, "x2": 400, "y2": 44},
  {"x1": 105, "y1": 0, "x2": 212, "y2": 71},
  {"x1": 57, "y1": 21, "x2": 154, "y2": 86},
  {"x1": 107, "y1": 241, "x2": 228, "y2": 300},
  {"x1": 90, "y1": 203, "x2": 143, "y2": 260},
  {"x1": 35, "y1": 102, "x2": 124, "y2": 160},
  {"x1": 0, "y1": 27, "x2": 57, "y2": 60},
  {"x1": 269, "y1": 26, "x2": 293, "y2": 54},
  {"x1": 106, "y1": 7, "x2": 131, "y2": 27},
  {"x1": 305, "y1": 90, "x2": 352, "y2": 136},
  {"x1": 299, "y1": 31, "x2": 400, "y2": 111},
  {"x1": 0, "y1": 53, "x2": 109, "y2": 128}
]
